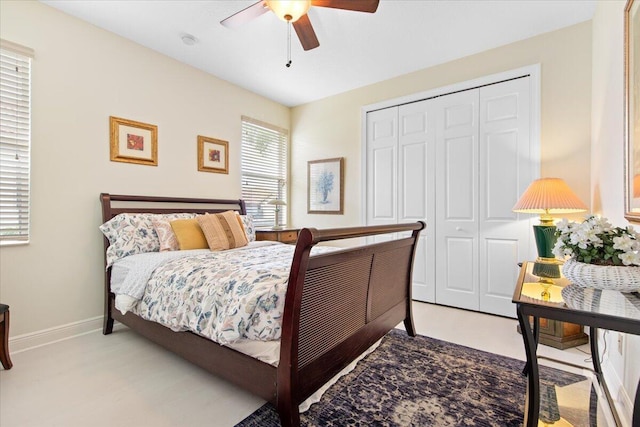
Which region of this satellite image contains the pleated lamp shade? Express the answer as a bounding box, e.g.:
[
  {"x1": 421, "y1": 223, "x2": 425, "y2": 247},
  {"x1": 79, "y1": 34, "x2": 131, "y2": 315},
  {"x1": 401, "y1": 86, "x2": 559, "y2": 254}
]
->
[{"x1": 512, "y1": 178, "x2": 587, "y2": 224}]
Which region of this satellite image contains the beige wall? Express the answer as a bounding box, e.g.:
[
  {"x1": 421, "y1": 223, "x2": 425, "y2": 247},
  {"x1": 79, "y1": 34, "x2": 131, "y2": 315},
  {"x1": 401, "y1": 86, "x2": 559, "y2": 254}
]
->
[
  {"x1": 592, "y1": 1, "x2": 639, "y2": 422},
  {"x1": 0, "y1": 1, "x2": 289, "y2": 337},
  {"x1": 290, "y1": 21, "x2": 592, "y2": 228}
]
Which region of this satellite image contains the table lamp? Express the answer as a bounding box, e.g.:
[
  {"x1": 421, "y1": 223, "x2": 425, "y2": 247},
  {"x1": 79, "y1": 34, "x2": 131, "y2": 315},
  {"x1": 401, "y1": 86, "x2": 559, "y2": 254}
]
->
[
  {"x1": 512, "y1": 178, "x2": 587, "y2": 264},
  {"x1": 268, "y1": 199, "x2": 286, "y2": 230}
]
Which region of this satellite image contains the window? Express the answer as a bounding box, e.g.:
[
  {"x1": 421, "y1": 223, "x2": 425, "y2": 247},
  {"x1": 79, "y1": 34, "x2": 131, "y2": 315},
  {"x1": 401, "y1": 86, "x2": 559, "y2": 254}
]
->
[
  {"x1": 240, "y1": 116, "x2": 288, "y2": 228},
  {"x1": 0, "y1": 40, "x2": 32, "y2": 244}
]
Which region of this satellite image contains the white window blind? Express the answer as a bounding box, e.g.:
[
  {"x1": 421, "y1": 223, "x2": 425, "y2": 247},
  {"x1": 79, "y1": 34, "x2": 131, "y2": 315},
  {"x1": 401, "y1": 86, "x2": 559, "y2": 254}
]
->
[
  {"x1": 0, "y1": 41, "x2": 32, "y2": 243},
  {"x1": 241, "y1": 116, "x2": 288, "y2": 228}
]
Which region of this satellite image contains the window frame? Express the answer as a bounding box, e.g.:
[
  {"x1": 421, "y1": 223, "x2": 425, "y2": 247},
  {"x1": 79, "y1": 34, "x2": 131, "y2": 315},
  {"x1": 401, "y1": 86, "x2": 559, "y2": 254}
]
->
[
  {"x1": 0, "y1": 40, "x2": 33, "y2": 245},
  {"x1": 240, "y1": 116, "x2": 289, "y2": 229}
]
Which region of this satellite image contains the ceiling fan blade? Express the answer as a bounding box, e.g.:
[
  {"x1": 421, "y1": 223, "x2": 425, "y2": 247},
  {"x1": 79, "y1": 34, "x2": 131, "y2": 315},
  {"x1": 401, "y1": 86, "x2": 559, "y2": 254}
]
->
[
  {"x1": 311, "y1": 0, "x2": 379, "y2": 13},
  {"x1": 220, "y1": 1, "x2": 269, "y2": 28},
  {"x1": 293, "y1": 14, "x2": 320, "y2": 51}
]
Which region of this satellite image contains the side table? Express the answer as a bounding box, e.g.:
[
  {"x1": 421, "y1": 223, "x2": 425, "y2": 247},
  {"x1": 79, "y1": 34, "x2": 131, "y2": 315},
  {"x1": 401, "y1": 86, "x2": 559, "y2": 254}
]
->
[
  {"x1": 516, "y1": 262, "x2": 589, "y2": 349},
  {"x1": 513, "y1": 261, "x2": 640, "y2": 427},
  {"x1": 256, "y1": 227, "x2": 300, "y2": 244}
]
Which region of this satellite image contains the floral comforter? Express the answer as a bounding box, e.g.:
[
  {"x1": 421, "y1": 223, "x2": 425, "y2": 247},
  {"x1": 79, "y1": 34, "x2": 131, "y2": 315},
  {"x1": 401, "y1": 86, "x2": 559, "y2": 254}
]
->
[{"x1": 120, "y1": 243, "x2": 337, "y2": 345}]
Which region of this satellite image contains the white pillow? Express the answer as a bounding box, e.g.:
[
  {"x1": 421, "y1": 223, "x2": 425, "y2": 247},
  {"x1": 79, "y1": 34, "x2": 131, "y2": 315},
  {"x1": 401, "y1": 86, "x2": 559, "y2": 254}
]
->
[
  {"x1": 99, "y1": 213, "x2": 195, "y2": 267},
  {"x1": 237, "y1": 213, "x2": 256, "y2": 242}
]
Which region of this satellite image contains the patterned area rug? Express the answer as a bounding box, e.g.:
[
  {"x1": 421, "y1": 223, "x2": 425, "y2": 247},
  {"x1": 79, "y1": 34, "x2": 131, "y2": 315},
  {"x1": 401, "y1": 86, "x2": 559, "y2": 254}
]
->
[{"x1": 235, "y1": 329, "x2": 593, "y2": 427}]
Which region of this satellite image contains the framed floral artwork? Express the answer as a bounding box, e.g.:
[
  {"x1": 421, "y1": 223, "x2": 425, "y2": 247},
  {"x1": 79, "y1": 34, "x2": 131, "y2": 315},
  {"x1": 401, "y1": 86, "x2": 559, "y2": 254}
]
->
[
  {"x1": 307, "y1": 157, "x2": 344, "y2": 214},
  {"x1": 198, "y1": 136, "x2": 229, "y2": 174},
  {"x1": 109, "y1": 116, "x2": 158, "y2": 166}
]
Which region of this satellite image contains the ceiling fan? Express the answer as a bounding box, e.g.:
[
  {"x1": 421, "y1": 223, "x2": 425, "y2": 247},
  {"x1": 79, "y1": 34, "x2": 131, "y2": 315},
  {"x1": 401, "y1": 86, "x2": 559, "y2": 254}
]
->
[{"x1": 220, "y1": 0, "x2": 380, "y2": 51}]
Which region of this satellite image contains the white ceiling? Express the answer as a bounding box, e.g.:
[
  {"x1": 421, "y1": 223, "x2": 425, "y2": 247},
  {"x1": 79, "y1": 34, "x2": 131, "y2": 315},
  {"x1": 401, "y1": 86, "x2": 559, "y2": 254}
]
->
[{"x1": 40, "y1": 0, "x2": 597, "y2": 107}]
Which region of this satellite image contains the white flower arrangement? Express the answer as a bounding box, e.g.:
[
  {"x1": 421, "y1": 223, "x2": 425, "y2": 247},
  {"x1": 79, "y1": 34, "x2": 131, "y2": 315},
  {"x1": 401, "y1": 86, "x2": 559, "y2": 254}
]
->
[{"x1": 553, "y1": 215, "x2": 640, "y2": 266}]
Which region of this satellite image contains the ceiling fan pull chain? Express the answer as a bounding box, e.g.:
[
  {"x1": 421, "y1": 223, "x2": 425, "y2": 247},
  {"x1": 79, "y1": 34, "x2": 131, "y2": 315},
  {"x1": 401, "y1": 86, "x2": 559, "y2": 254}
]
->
[{"x1": 286, "y1": 20, "x2": 292, "y2": 68}]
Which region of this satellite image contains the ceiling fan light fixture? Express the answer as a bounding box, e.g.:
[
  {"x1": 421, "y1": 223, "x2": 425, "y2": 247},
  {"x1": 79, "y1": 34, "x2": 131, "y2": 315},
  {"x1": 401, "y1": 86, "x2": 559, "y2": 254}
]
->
[{"x1": 265, "y1": 0, "x2": 311, "y2": 22}]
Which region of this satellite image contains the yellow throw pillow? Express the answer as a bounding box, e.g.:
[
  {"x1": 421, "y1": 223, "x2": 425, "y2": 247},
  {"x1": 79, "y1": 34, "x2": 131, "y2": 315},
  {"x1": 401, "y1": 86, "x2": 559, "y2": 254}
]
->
[
  {"x1": 197, "y1": 211, "x2": 249, "y2": 251},
  {"x1": 170, "y1": 218, "x2": 208, "y2": 250}
]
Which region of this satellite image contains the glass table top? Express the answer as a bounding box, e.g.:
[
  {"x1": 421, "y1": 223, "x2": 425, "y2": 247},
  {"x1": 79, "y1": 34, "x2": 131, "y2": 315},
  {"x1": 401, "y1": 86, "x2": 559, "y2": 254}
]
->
[{"x1": 513, "y1": 261, "x2": 640, "y2": 322}]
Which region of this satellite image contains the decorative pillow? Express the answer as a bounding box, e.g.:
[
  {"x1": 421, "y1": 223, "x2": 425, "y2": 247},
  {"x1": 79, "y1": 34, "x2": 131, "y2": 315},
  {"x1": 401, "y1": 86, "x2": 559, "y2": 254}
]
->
[
  {"x1": 100, "y1": 213, "x2": 161, "y2": 267},
  {"x1": 197, "y1": 211, "x2": 249, "y2": 251},
  {"x1": 99, "y1": 212, "x2": 196, "y2": 266},
  {"x1": 170, "y1": 218, "x2": 209, "y2": 250},
  {"x1": 152, "y1": 218, "x2": 179, "y2": 251},
  {"x1": 237, "y1": 213, "x2": 256, "y2": 242}
]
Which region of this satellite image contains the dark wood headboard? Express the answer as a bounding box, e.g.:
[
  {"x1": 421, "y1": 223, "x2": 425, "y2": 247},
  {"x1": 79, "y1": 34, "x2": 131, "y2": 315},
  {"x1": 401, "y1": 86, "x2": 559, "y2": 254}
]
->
[
  {"x1": 100, "y1": 193, "x2": 247, "y2": 221},
  {"x1": 99, "y1": 192, "x2": 247, "y2": 259}
]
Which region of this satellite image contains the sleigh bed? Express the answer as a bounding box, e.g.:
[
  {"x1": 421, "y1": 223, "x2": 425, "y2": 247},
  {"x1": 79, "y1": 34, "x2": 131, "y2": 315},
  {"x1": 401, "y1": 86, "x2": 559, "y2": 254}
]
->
[{"x1": 100, "y1": 193, "x2": 424, "y2": 427}]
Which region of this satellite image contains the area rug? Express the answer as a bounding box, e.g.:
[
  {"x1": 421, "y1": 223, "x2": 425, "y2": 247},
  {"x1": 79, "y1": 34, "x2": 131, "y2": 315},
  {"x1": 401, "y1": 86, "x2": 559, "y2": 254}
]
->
[{"x1": 235, "y1": 329, "x2": 594, "y2": 427}]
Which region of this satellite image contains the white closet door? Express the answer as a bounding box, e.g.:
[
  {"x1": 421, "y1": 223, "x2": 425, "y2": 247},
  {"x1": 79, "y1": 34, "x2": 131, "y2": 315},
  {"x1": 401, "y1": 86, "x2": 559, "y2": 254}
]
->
[
  {"x1": 435, "y1": 89, "x2": 480, "y2": 310},
  {"x1": 478, "y1": 77, "x2": 532, "y2": 317},
  {"x1": 365, "y1": 74, "x2": 536, "y2": 316},
  {"x1": 398, "y1": 100, "x2": 436, "y2": 303},
  {"x1": 366, "y1": 107, "x2": 398, "y2": 242}
]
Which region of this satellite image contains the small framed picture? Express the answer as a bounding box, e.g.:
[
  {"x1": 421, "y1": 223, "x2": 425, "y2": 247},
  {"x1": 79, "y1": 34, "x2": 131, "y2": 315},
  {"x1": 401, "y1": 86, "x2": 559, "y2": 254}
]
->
[
  {"x1": 109, "y1": 116, "x2": 158, "y2": 166},
  {"x1": 308, "y1": 157, "x2": 344, "y2": 214},
  {"x1": 198, "y1": 136, "x2": 229, "y2": 174}
]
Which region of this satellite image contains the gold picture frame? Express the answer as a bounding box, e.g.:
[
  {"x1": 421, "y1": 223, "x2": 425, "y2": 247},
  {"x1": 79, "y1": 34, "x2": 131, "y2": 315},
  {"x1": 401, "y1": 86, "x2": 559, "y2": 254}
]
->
[
  {"x1": 307, "y1": 157, "x2": 344, "y2": 214},
  {"x1": 109, "y1": 116, "x2": 158, "y2": 166},
  {"x1": 197, "y1": 136, "x2": 229, "y2": 174},
  {"x1": 625, "y1": 0, "x2": 640, "y2": 222}
]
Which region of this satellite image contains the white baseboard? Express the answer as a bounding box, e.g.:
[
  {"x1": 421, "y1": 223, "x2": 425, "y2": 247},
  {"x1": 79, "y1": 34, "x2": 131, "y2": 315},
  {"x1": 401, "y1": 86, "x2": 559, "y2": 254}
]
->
[
  {"x1": 601, "y1": 360, "x2": 634, "y2": 427},
  {"x1": 9, "y1": 316, "x2": 106, "y2": 353}
]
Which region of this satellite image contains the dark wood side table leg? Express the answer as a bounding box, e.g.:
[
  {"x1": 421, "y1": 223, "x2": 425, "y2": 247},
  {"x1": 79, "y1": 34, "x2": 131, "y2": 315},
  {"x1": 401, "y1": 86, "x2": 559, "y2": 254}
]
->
[
  {"x1": 517, "y1": 305, "x2": 539, "y2": 427},
  {"x1": 0, "y1": 309, "x2": 13, "y2": 370},
  {"x1": 522, "y1": 315, "x2": 540, "y2": 376}
]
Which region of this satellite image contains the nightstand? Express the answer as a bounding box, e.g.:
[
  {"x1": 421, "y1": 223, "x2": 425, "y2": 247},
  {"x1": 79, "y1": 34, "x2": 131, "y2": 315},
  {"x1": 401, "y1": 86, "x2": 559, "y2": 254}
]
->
[
  {"x1": 255, "y1": 227, "x2": 300, "y2": 244},
  {"x1": 515, "y1": 262, "x2": 588, "y2": 349}
]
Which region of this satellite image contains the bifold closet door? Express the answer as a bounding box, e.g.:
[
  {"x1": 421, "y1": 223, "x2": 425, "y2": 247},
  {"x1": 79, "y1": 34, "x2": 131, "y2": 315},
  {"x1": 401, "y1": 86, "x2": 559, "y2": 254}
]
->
[
  {"x1": 434, "y1": 78, "x2": 532, "y2": 317},
  {"x1": 398, "y1": 100, "x2": 435, "y2": 303},
  {"x1": 478, "y1": 77, "x2": 532, "y2": 317},
  {"x1": 366, "y1": 75, "x2": 533, "y2": 315},
  {"x1": 366, "y1": 103, "x2": 435, "y2": 302},
  {"x1": 366, "y1": 107, "x2": 398, "y2": 237},
  {"x1": 434, "y1": 89, "x2": 481, "y2": 311}
]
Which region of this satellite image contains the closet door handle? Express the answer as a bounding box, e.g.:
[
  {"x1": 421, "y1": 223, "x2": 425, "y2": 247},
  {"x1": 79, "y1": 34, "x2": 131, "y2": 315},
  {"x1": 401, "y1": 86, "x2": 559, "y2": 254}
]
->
[{"x1": 456, "y1": 227, "x2": 463, "y2": 232}]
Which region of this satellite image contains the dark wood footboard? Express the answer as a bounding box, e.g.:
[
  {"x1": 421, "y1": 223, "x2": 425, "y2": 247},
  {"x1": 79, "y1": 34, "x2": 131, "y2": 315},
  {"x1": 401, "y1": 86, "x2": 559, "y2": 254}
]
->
[
  {"x1": 99, "y1": 194, "x2": 424, "y2": 427},
  {"x1": 277, "y1": 223, "x2": 424, "y2": 426}
]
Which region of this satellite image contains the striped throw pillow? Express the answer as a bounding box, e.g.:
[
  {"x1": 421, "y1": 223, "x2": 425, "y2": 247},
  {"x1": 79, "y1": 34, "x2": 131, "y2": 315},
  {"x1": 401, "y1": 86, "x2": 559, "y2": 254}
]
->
[{"x1": 197, "y1": 211, "x2": 248, "y2": 251}]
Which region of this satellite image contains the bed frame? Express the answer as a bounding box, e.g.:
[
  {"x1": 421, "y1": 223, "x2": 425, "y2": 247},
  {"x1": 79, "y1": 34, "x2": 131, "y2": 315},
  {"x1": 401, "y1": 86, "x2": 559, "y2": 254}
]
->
[{"x1": 100, "y1": 193, "x2": 425, "y2": 426}]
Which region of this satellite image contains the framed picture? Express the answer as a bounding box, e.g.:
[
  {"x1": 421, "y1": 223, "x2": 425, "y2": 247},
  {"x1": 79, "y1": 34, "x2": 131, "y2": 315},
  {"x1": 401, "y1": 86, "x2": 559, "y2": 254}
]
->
[
  {"x1": 307, "y1": 157, "x2": 344, "y2": 214},
  {"x1": 626, "y1": 0, "x2": 640, "y2": 222},
  {"x1": 198, "y1": 136, "x2": 229, "y2": 174},
  {"x1": 109, "y1": 116, "x2": 158, "y2": 166}
]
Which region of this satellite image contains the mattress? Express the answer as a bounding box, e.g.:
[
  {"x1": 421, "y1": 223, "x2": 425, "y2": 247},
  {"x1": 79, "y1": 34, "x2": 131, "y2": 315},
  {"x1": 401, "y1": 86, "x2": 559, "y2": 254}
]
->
[{"x1": 110, "y1": 241, "x2": 337, "y2": 365}]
